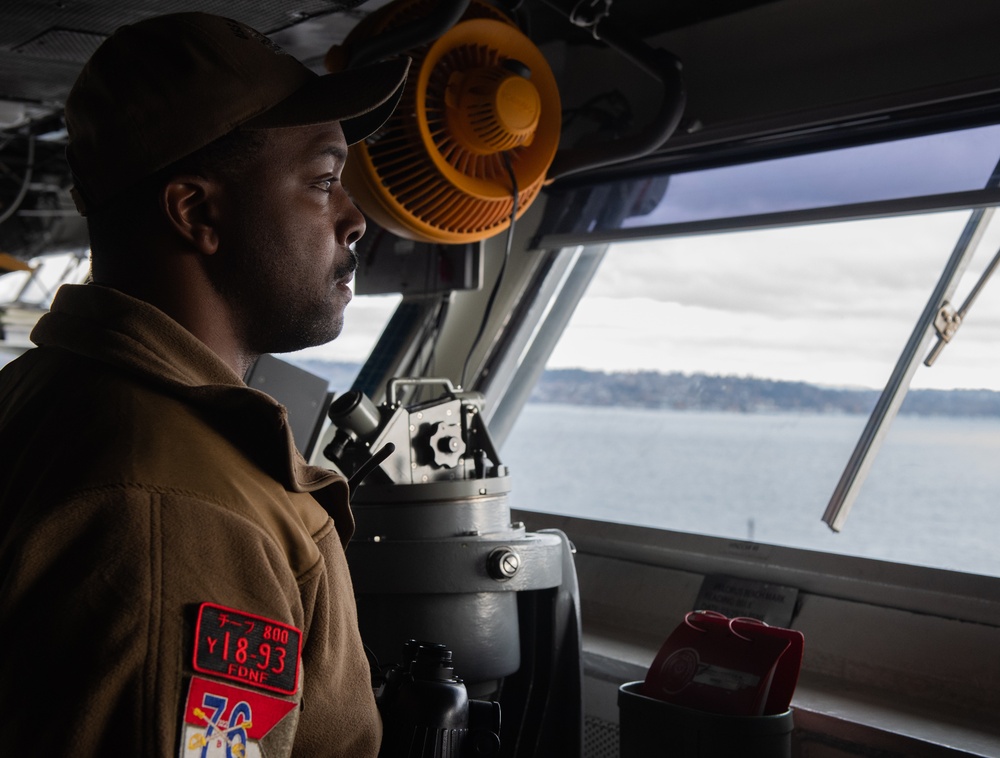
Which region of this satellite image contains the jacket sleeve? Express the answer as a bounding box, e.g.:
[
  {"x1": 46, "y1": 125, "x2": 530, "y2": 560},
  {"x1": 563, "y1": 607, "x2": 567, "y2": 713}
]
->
[{"x1": 0, "y1": 485, "x2": 309, "y2": 757}]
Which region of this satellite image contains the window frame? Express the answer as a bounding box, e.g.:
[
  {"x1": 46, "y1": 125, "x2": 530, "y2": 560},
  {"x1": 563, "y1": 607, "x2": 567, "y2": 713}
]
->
[{"x1": 486, "y1": 123, "x2": 1000, "y2": 542}]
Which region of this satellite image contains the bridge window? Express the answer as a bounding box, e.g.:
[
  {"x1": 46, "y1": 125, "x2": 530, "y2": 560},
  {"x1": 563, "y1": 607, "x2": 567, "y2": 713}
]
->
[{"x1": 505, "y1": 124, "x2": 1000, "y2": 577}]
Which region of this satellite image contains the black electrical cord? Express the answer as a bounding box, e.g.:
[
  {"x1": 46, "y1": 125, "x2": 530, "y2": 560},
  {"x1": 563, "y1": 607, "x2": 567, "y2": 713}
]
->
[{"x1": 460, "y1": 152, "x2": 519, "y2": 389}]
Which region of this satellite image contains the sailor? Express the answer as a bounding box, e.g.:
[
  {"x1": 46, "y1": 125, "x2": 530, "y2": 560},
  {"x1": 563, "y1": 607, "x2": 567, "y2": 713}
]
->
[{"x1": 0, "y1": 12, "x2": 408, "y2": 757}]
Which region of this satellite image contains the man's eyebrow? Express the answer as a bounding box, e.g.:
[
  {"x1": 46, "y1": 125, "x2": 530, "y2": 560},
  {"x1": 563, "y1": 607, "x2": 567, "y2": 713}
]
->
[{"x1": 317, "y1": 145, "x2": 349, "y2": 162}]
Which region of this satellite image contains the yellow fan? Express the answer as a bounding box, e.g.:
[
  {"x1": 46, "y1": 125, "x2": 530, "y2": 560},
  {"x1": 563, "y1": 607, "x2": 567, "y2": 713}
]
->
[{"x1": 331, "y1": 0, "x2": 561, "y2": 244}]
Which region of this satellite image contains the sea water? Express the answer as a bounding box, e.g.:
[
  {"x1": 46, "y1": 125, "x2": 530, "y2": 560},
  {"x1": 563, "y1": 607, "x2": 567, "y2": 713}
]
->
[{"x1": 501, "y1": 403, "x2": 1000, "y2": 577}]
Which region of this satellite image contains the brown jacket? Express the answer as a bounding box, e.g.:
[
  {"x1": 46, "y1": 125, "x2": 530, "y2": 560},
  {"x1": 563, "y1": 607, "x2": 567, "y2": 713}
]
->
[{"x1": 0, "y1": 284, "x2": 380, "y2": 756}]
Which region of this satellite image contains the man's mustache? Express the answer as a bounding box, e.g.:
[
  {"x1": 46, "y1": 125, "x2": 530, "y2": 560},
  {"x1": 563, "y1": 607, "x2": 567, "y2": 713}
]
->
[{"x1": 334, "y1": 247, "x2": 359, "y2": 281}]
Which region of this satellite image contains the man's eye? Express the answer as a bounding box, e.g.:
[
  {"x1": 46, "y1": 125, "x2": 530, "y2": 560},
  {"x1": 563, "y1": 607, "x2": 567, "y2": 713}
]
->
[{"x1": 315, "y1": 179, "x2": 333, "y2": 191}]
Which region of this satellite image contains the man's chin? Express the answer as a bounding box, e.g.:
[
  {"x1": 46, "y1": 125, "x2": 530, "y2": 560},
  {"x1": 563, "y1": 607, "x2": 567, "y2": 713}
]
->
[{"x1": 264, "y1": 315, "x2": 345, "y2": 356}]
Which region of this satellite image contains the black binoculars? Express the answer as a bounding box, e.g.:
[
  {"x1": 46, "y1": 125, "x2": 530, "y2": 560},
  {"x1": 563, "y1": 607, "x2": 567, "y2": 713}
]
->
[{"x1": 376, "y1": 641, "x2": 502, "y2": 758}]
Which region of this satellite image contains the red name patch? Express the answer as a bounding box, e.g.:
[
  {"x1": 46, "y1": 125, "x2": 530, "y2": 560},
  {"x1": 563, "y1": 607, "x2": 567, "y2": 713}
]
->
[{"x1": 193, "y1": 603, "x2": 301, "y2": 695}]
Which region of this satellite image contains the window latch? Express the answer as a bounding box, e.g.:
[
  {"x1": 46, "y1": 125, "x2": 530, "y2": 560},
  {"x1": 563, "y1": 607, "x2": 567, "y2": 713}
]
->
[{"x1": 924, "y1": 245, "x2": 1000, "y2": 367}]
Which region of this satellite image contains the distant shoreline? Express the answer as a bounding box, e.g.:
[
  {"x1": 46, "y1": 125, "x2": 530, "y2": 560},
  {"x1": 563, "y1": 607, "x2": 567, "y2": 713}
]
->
[
  {"x1": 530, "y1": 368, "x2": 1000, "y2": 418},
  {"x1": 282, "y1": 358, "x2": 1000, "y2": 418}
]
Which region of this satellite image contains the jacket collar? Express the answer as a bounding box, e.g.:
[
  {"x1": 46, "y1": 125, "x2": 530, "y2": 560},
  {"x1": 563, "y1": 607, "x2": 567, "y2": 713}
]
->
[{"x1": 31, "y1": 284, "x2": 348, "y2": 504}]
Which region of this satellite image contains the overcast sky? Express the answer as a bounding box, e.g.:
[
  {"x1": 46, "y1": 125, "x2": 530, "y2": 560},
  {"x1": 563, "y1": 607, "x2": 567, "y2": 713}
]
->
[
  {"x1": 546, "y1": 124, "x2": 1000, "y2": 391},
  {"x1": 546, "y1": 212, "x2": 1000, "y2": 391},
  {"x1": 627, "y1": 124, "x2": 1000, "y2": 226}
]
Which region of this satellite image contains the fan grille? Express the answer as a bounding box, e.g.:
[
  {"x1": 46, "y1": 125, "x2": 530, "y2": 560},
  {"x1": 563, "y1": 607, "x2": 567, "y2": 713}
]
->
[{"x1": 341, "y1": 1, "x2": 559, "y2": 243}]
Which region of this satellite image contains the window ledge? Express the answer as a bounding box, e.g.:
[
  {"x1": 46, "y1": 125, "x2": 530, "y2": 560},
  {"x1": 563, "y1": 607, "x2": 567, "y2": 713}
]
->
[{"x1": 583, "y1": 625, "x2": 1000, "y2": 758}]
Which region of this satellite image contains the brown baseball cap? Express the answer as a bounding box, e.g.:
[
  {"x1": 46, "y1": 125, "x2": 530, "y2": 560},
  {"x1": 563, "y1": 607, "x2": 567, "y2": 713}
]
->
[{"x1": 65, "y1": 12, "x2": 410, "y2": 215}]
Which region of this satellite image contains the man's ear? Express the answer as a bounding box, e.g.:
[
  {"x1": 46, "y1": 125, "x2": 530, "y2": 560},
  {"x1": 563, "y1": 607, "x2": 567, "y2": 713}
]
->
[{"x1": 161, "y1": 176, "x2": 220, "y2": 255}]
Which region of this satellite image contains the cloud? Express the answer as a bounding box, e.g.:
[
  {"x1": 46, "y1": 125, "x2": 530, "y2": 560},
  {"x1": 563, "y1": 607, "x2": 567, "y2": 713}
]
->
[
  {"x1": 587, "y1": 213, "x2": 974, "y2": 312},
  {"x1": 553, "y1": 210, "x2": 1000, "y2": 390}
]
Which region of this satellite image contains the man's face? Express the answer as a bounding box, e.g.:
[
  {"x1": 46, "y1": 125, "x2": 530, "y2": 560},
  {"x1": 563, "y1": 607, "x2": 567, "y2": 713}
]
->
[{"x1": 209, "y1": 122, "x2": 366, "y2": 355}]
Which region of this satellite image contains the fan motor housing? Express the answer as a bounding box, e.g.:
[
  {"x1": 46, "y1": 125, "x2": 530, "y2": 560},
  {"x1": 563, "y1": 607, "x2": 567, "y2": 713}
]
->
[{"x1": 445, "y1": 64, "x2": 541, "y2": 155}]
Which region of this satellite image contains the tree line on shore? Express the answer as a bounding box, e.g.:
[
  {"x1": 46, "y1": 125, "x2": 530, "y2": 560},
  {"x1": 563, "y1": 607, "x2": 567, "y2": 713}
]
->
[
  {"x1": 286, "y1": 359, "x2": 1000, "y2": 417},
  {"x1": 530, "y1": 368, "x2": 1000, "y2": 417}
]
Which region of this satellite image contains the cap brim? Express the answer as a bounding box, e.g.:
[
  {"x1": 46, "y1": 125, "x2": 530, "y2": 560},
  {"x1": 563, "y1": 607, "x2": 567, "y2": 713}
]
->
[{"x1": 243, "y1": 56, "x2": 410, "y2": 145}]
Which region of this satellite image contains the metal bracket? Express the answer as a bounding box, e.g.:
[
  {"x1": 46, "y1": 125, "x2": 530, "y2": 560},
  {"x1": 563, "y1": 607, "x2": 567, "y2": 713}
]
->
[
  {"x1": 569, "y1": 0, "x2": 612, "y2": 39},
  {"x1": 924, "y1": 245, "x2": 1000, "y2": 367},
  {"x1": 928, "y1": 302, "x2": 962, "y2": 349}
]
